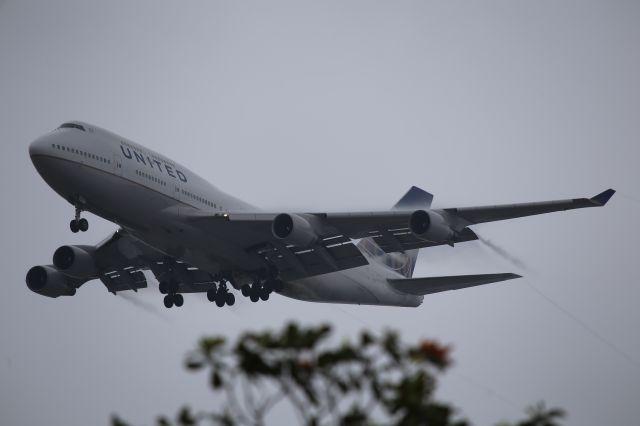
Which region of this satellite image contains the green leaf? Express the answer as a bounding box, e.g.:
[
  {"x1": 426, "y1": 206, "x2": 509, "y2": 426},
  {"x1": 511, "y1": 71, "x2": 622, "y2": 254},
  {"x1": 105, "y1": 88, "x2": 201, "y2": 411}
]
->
[
  {"x1": 177, "y1": 406, "x2": 196, "y2": 426},
  {"x1": 184, "y1": 359, "x2": 204, "y2": 371},
  {"x1": 210, "y1": 371, "x2": 224, "y2": 389},
  {"x1": 199, "y1": 337, "x2": 226, "y2": 356},
  {"x1": 156, "y1": 416, "x2": 172, "y2": 426},
  {"x1": 110, "y1": 415, "x2": 131, "y2": 426}
]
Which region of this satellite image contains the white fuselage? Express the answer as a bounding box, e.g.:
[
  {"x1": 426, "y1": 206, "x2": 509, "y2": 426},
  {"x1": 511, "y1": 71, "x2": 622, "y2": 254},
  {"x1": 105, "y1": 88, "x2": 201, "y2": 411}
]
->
[{"x1": 29, "y1": 122, "x2": 422, "y2": 307}]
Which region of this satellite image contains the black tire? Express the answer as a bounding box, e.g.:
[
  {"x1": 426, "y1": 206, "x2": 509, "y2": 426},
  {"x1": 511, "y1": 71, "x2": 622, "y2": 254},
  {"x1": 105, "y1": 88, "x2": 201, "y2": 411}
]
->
[
  {"x1": 241, "y1": 285, "x2": 250, "y2": 297},
  {"x1": 163, "y1": 295, "x2": 173, "y2": 308},
  {"x1": 215, "y1": 296, "x2": 225, "y2": 307},
  {"x1": 69, "y1": 220, "x2": 79, "y2": 233},
  {"x1": 159, "y1": 281, "x2": 168, "y2": 294},
  {"x1": 225, "y1": 293, "x2": 235, "y2": 306},
  {"x1": 207, "y1": 288, "x2": 217, "y2": 302},
  {"x1": 260, "y1": 289, "x2": 270, "y2": 301},
  {"x1": 174, "y1": 293, "x2": 184, "y2": 307},
  {"x1": 168, "y1": 280, "x2": 179, "y2": 294},
  {"x1": 78, "y1": 218, "x2": 89, "y2": 232},
  {"x1": 250, "y1": 293, "x2": 259, "y2": 303}
]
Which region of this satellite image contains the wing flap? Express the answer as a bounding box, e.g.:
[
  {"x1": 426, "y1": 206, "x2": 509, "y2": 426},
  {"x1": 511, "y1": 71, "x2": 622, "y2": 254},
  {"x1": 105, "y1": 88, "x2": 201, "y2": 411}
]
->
[
  {"x1": 388, "y1": 273, "x2": 521, "y2": 296},
  {"x1": 257, "y1": 238, "x2": 369, "y2": 281}
]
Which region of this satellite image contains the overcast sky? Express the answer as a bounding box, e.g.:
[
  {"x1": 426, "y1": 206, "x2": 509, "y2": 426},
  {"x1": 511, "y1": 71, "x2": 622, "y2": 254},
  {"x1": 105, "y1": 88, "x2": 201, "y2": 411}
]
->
[{"x1": 1, "y1": 1, "x2": 639, "y2": 425}]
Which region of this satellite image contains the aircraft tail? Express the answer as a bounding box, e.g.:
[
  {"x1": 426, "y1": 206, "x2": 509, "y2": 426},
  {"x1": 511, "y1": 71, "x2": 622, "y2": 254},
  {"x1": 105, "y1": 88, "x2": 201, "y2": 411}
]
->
[
  {"x1": 357, "y1": 186, "x2": 434, "y2": 278},
  {"x1": 388, "y1": 273, "x2": 521, "y2": 296},
  {"x1": 392, "y1": 186, "x2": 434, "y2": 278}
]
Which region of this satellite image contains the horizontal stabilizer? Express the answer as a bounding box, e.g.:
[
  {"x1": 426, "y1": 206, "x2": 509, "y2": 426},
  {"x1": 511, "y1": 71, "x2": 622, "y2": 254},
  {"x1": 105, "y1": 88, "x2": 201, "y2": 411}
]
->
[{"x1": 388, "y1": 273, "x2": 521, "y2": 296}]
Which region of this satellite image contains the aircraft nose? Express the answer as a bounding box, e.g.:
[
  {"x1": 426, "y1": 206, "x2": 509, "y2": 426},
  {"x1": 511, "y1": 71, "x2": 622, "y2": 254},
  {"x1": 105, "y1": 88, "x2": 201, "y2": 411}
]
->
[{"x1": 29, "y1": 135, "x2": 52, "y2": 157}]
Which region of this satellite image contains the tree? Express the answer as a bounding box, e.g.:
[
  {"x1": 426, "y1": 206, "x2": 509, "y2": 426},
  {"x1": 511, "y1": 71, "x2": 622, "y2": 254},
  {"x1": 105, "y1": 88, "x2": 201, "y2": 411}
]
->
[{"x1": 113, "y1": 322, "x2": 565, "y2": 426}]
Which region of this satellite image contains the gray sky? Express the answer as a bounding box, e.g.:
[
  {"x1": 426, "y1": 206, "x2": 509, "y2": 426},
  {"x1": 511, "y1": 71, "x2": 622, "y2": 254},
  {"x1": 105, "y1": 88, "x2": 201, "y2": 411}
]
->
[{"x1": 1, "y1": 1, "x2": 639, "y2": 425}]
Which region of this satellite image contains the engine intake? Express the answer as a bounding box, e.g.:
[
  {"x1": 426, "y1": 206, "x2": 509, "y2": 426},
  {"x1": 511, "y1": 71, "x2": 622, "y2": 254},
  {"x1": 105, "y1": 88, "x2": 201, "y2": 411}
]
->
[
  {"x1": 26, "y1": 265, "x2": 76, "y2": 298},
  {"x1": 409, "y1": 210, "x2": 453, "y2": 243},
  {"x1": 272, "y1": 213, "x2": 319, "y2": 247},
  {"x1": 53, "y1": 245, "x2": 97, "y2": 279}
]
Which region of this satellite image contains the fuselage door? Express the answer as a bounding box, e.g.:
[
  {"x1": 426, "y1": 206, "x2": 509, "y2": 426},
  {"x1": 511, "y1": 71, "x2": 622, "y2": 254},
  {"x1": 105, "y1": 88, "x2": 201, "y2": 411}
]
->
[{"x1": 113, "y1": 153, "x2": 122, "y2": 176}]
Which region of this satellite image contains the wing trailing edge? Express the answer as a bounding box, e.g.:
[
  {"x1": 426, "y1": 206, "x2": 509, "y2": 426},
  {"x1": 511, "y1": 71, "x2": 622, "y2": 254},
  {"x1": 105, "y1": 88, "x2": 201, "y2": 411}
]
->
[{"x1": 388, "y1": 273, "x2": 521, "y2": 296}]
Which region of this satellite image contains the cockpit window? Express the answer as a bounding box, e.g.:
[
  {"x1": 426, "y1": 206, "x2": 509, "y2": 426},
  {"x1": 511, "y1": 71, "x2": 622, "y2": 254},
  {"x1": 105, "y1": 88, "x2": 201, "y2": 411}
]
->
[{"x1": 58, "y1": 123, "x2": 86, "y2": 131}]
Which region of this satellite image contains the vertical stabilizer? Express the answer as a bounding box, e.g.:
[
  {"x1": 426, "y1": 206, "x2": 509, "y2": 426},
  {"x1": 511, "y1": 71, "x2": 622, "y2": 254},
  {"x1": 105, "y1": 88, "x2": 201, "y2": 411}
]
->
[
  {"x1": 393, "y1": 186, "x2": 434, "y2": 210},
  {"x1": 357, "y1": 186, "x2": 434, "y2": 278},
  {"x1": 392, "y1": 186, "x2": 433, "y2": 277}
]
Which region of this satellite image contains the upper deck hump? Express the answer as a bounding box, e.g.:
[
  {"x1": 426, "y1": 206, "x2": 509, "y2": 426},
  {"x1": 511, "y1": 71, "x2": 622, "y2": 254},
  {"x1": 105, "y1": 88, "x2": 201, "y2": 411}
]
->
[{"x1": 78, "y1": 121, "x2": 254, "y2": 211}]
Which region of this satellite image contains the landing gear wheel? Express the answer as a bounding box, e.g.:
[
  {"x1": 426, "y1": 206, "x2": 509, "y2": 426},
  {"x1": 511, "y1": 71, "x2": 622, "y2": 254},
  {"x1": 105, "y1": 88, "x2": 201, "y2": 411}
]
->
[
  {"x1": 173, "y1": 293, "x2": 184, "y2": 307},
  {"x1": 78, "y1": 218, "x2": 89, "y2": 232},
  {"x1": 259, "y1": 289, "x2": 270, "y2": 301},
  {"x1": 70, "y1": 220, "x2": 79, "y2": 233},
  {"x1": 163, "y1": 294, "x2": 173, "y2": 308},
  {"x1": 207, "y1": 287, "x2": 217, "y2": 302},
  {"x1": 241, "y1": 285, "x2": 250, "y2": 297},
  {"x1": 250, "y1": 293, "x2": 259, "y2": 303},
  {"x1": 215, "y1": 295, "x2": 226, "y2": 307},
  {"x1": 159, "y1": 281, "x2": 168, "y2": 294},
  {"x1": 225, "y1": 293, "x2": 235, "y2": 306}
]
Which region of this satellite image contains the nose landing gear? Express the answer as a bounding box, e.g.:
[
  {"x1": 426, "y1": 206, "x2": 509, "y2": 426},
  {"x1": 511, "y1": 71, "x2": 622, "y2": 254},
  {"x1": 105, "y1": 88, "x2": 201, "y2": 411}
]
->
[{"x1": 69, "y1": 205, "x2": 89, "y2": 233}]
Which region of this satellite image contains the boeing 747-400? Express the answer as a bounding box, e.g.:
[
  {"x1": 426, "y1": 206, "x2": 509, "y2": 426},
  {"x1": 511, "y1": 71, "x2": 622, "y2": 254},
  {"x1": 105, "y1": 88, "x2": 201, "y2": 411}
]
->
[{"x1": 26, "y1": 122, "x2": 615, "y2": 309}]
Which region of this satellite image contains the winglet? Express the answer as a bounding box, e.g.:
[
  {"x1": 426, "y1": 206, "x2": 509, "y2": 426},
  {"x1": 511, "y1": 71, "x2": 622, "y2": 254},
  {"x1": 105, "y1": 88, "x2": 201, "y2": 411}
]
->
[{"x1": 590, "y1": 189, "x2": 616, "y2": 206}]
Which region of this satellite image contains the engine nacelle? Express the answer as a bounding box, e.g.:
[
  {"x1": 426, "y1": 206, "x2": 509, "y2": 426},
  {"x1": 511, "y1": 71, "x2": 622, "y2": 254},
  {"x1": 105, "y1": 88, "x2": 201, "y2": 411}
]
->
[
  {"x1": 272, "y1": 213, "x2": 319, "y2": 247},
  {"x1": 26, "y1": 265, "x2": 77, "y2": 298},
  {"x1": 409, "y1": 210, "x2": 454, "y2": 243},
  {"x1": 52, "y1": 245, "x2": 97, "y2": 279}
]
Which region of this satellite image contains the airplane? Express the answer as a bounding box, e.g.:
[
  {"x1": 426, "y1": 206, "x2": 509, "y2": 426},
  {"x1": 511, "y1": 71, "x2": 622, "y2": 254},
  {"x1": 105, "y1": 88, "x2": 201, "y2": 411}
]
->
[{"x1": 26, "y1": 121, "x2": 615, "y2": 309}]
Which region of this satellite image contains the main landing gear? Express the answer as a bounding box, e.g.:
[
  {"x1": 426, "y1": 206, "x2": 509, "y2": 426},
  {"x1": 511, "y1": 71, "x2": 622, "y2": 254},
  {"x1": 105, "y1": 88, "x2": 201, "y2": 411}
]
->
[
  {"x1": 69, "y1": 205, "x2": 88, "y2": 233},
  {"x1": 241, "y1": 277, "x2": 284, "y2": 303},
  {"x1": 159, "y1": 280, "x2": 184, "y2": 309},
  {"x1": 207, "y1": 281, "x2": 235, "y2": 308},
  {"x1": 163, "y1": 293, "x2": 183, "y2": 308}
]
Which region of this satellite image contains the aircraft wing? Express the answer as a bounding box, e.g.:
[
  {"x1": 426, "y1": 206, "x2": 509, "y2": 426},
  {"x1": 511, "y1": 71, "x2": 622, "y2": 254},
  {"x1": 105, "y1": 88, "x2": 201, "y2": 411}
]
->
[
  {"x1": 440, "y1": 188, "x2": 616, "y2": 229},
  {"x1": 186, "y1": 189, "x2": 613, "y2": 281},
  {"x1": 75, "y1": 230, "x2": 217, "y2": 294}
]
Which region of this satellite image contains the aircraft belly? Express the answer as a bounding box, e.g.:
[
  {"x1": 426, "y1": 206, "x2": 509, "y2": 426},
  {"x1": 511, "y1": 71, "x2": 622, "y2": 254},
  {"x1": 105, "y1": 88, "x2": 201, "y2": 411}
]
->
[{"x1": 280, "y1": 265, "x2": 422, "y2": 307}]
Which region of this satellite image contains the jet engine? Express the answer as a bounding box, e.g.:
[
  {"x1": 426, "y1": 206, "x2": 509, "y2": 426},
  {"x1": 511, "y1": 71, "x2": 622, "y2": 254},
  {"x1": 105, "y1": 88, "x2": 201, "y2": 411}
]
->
[
  {"x1": 409, "y1": 210, "x2": 453, "y2": 243},
  {"x1": 26, "y1": 265, "x2": 77, "y2": 298},
  {"x1": 52, "y1": 245, "x2": 97, "y2": 279},
  {"x1": 272, "y1": 213, "x2": 319, "y2": 247}
]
